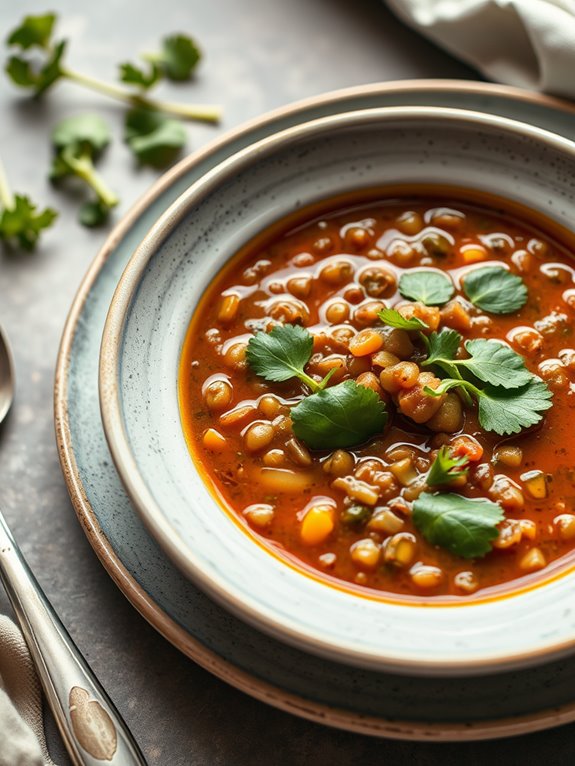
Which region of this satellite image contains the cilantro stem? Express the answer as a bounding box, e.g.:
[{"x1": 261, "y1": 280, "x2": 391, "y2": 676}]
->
[
  {"x1": 0, "y1": 156, "x2": 15, "y2": 211},
  {"x1": 60, "y1": 67, "x2": 222, "y2": 123},
  {"x1": 61, "y1": 147, "x2": 119, "y2": 208}
]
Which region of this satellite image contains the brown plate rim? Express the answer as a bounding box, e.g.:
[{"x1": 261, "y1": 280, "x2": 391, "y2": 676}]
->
[{"x1": 54, "y1": 78, "x2": 575, "y2": 741}]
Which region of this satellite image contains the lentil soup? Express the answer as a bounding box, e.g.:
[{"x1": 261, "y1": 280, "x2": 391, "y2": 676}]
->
[{"x1": 179, "y1": 189, "x2": 575, "y2": 600}]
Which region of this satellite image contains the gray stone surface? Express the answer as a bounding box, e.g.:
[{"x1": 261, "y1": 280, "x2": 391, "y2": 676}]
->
[{"x1": 0, "y1": 0, "x2": 572, "y2": 764}]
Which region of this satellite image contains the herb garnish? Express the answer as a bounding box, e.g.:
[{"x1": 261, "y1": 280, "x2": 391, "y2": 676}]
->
[
  {"x1": 424, "y1": 332, "x2": 533, "y2": 389},
  {"x1": 426, "y1": 446, "x2": 469, "y2": 487},
  {"x1": 413, "y1": 492, "x2": 504, "y2": 558},
  {"x1": 50, "y1": 114, "x2": 119, "y2": 227},
  {"x1": 399, "y1": 271, "x2": 454, "y2": 306},
  {"x1": 377, "y1": 307, "x2": 428, "y2": 331},
  {"x1": 246, "y1": 324, "x2": 333, "y2": 393},
  {"x1": 246, "y1": 324, "x2": 388, "y2": 449},
  {"x1": 0, "y1": 155, "x2": 57, "y2": 250},
  {"x1": 124, "y1": 109, "x2": 187, "y2": 168},
  {"x1": 291, "y1": 380, "x2": 388, "y2": 450},
  {"x1": 425, "y1": 376, "x2": 552, "y2": 435},
  {"x1": 462, "y1": 266, "x2": 527, "y2": 314},
  {"x1": 5, "y1": 13, "x2": 221, "y2": 125}
]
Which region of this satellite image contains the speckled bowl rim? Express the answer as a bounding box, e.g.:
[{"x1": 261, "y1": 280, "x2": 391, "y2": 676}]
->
[
  {"x1": 99, "y1": 102, "x2": 575, "y2": 675},
  {"x1": 55, "y1": 79, "x2": 575, "y2": 741}
]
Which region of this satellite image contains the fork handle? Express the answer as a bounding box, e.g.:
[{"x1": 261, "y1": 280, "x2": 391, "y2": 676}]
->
[{"x1": 0, "y1": 509, "x2": 147, "y2": 765}]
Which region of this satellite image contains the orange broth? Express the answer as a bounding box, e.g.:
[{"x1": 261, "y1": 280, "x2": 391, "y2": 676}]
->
[{"x1": 179, "y1": 189, "x2": 575, "y2": 599}]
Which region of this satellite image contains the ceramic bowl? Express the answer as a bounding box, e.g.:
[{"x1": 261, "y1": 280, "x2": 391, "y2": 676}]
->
[{"x1": 100, "y1": 106, "x2": 575, "y2": 675}]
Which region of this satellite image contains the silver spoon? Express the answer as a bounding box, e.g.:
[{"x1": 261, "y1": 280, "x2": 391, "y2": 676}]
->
[{"x1": 0, "y1": 323, "x2": 147, "y2": 765}]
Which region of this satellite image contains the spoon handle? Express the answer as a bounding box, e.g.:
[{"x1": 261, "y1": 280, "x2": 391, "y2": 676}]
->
[{"x1": 0, "y1": 509, "x2": 147, "y2": 766}]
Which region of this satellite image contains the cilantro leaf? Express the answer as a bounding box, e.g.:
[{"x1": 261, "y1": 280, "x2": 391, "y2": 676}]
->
[
  {"x1": 459, "y1": 339, "x2": 532, "y2": 389},
  {"x1": 378, "y1": 307, "x2": 428, "y2": 331},
  {"x1": 119, "y1": 61, "x2": 161, "y2": 90},
  {"x1": 5, "y1": 40, "x2": 66, "y2": 97},
  {"x1": 291, "y1": 380, "x2": 387, "y2": 450},
  {"x1": 476, "y1": 377, "x2": 553, "y2": 435},
  {"x1": 147, "y1": 34, "x2": 202, "y2": 81},
  {"x1": 78, "y1": 200, "x2": 109, "y2": 228},
  {"x1": 413, "y1": 492, "x2": 504, "y2": 558},
  {"x1": 426, "y1": 446, "x2": 469, "y2": 487},
  {"x1": 462, "y1": 266, "x2": 527, "y2": 314},
  {"x1": 124, "y1": 108, "x2": 187, "y2": 168},
  {"x1": 0, "y1": 194, "x2": 57, "y2": 251},
  {"x1": 51, "y1": 114, "x2": 118, "y2": 227},
  {"x1": 424, "y1": 329, "x2": 462, "y2": 367},
  {"x1": 424, "y1": 334, "x2": 532, "y2": 390},
  {"x1": 427, "y1": 376, "x2": 553, "y2": 435},
  {"x1": 6, "y1": 13, "x2": 56, "y2": 49},
  {"x1": 399, "y1": 270, "x2": 454, "y2": 306},
  {"x1": 246, "y1": 323, "x2": 327, "y2": 393}
]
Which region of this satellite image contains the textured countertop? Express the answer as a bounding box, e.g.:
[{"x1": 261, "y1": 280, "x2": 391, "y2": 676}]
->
[{"x1": 0, "y1": 1, "x2": 573, "y2": 764}]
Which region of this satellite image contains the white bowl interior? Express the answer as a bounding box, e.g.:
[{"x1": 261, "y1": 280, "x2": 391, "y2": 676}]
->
[{"x1": 105, "y1": 107, "x2": 575, "y2": 673}]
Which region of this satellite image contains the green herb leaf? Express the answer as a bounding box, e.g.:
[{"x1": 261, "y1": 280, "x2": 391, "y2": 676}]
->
[
  {"x1": 119, "y1": 61, "x2": 161, "y2": 90},
  {"x1": 6, "y1": 13, "x2": 56, "y2": 49},
  {"x1": 291, "y1": 380, "x2": 387, "y2": 450},
  {"x1": 426, "y1": 446, "x2": 469, "y2": 487},
  {"x1": 51, "y1": 114, "x2": 118, "y2": 226},
  {"x1": 78, "y1": 200, "x2": 109, "y2": 228},
  {"x1": 399, "y1": 270, "x2": 454, "y2": 306},
  {"x1": 149, "y1": 34, "x2": 201, "y2": 81},
  {"x1": 124, "y1": 108, "x2": 186, "y2": 168},
  {"x1": 246, "y1": 323, "x2": 318, "y2": 388},
  {"x1": 426, "y1": 376, "x2": 553, "y2": 435},
  {"x1": 0, "y1": 194, "x2": 57, "y2": 250},
  {"x1": 424, "y1": 334, "x2": 532, "y2": 390},
  {"x1": 413, "y1": 492, "x2": 504, "y2": 558},
  {"x1": 462, "y1": 266, "x2": 527, "y2": 314},
  {"x1": 52, "y1": 113, "x2": 111, "y2": 156},
  {"x1": 424, "y1": 329, "x2": 462, "y2": 367},
  {"x1": 459, "y1": 339, "x2": 532, "y2": 389},
  {"x1": 378, "y1": 307, "x2": 428, "y2": 331},
  {"x1": 476, "y1": 377, "x2": 553, "y2": 435},
  {"x1": 5, "y1": 40, "x2": 66, "y2": 97}
]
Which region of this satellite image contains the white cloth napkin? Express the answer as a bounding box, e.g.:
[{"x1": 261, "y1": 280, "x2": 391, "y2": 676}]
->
[
  {"x1": 385, "y1": 0, "x2": 575, "y2": 99},
  {"x1": 0, "y1": 616, "x2": 55, "y2": 766}
]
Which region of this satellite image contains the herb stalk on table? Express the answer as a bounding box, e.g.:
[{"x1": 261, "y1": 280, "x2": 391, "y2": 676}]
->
[
  {"x1": 5, "y1": 13, "x2": 222, "y2": 125},
  {"x1": 0, "y1": 154, "x2": 57, "y2": 250}
]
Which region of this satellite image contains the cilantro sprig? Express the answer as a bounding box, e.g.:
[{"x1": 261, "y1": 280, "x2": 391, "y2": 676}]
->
[
  {"x1": 413, "y1": 492, "x2": 504, "y2": 558},
  {"x1": 6, "y1": 13, "x2": 221, "y2": 126},
  {"x1": 462, "y1": 266, "x2": 527, "y2": 314},
  {"x1": 50, "y1": 114, "x2": 119, "y2": 227},
  {"x1": 426, "y1": 446, "x2": 469, "y2": 487},
  {"x1": 0, "y1": 154, "x2": 57, "y2": 250},
  {"x1": 399, "y1": 270, "x2": 454, "y2": 306},
  {"x1": 246, "y1": 324, "x2": 388, "y2": 449},
  {"x1": 377, "y1": 307, "x2": 428, "y2": 331},
  {"x1": 425, "y1": 376, "x2": 552, "y2": 435}
]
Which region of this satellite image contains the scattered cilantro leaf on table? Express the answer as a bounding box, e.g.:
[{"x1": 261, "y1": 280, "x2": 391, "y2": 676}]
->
[
  {"x1": 125, "y1": 108, "x2": 187, "y2": 168},
  {"x1": 462, "y1": 266, "x2": 527, "y2": 314},
  {"x1": 399, "y1": 270, "x2": 454, "y2": 306},
  {"x1": 413, "y1": 492, "x2": 504, "y2": 558},
  {"x1": 0, "y1": 156, "x2": 57, "y2": 251},
  {"x1": 50, "y1": 114, "x2": 119, "y2": 227},
  {"x1": 426, "y1": 446, "x2": 469, "y2": 487},
  {"x1": 291, "y1": 380, "x2": 388, "y2": 450},
  {"x1": 5, "y1": 13, "x2": 221, "y2": 124},
  {"x1": 119, "y1": 62, "x2": 161, "y2": 90},
  {"x1": 377, "y1": 307, "x2": 428, "y2": 331},
  {"x1": 143, "y1": 34, "x2": 202, "y2": 81}
]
